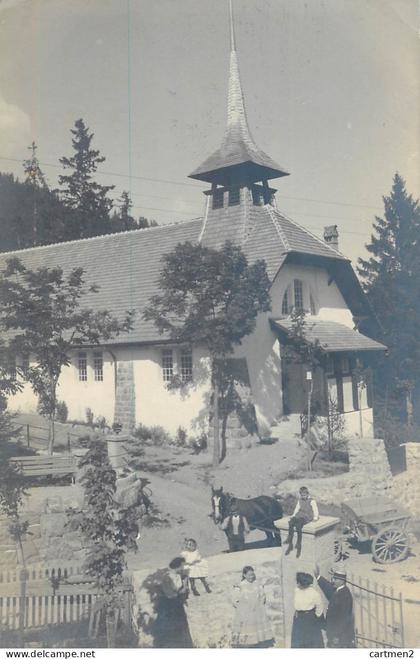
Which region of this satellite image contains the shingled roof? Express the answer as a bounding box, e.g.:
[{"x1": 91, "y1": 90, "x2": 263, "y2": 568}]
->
[
  {"x1": 0, "y1": 205, "x2": 354, "y2": 345},
  {"x1": 199, "y1": 197, "x2": 347, "y2": 280},
  {"x1": 271, "y1": 318, "x2": 386, "y2": 352},
  {"x1": 189, "y1": 1, "x2": 288, "y2": 185},
  {"x1": 0, "y1": 220, "x2": 201, "y2": 344}
]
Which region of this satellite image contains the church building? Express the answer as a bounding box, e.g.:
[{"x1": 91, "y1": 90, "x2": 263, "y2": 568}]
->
[{"x1": 1, "y1": 2, "x2": 386, "y2": 442}]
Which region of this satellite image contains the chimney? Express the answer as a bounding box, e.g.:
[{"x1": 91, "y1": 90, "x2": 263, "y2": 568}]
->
[{"x1": 323, "y1": 224, "x2": 339, "y2": 250}]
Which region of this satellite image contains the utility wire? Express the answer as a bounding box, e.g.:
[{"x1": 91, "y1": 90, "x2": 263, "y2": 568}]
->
[{"x1": 0, "y1": 154, "x2": 383, "y2": 210}]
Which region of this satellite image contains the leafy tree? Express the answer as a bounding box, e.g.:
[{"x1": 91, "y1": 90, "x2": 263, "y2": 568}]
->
[
  {"x1": 0, "y1": 340, "x2": 28, "y2": 646},
  {"x1": 281, "y1": 309, "x2": 325, "y2": 469},
  {"x1": 0, "y1": 258, "x2": 133, "y2": 453},
  {"x1": 358, "y1": 174, "x2": 420, "y2": 424},
  {"x1": 59, "y1": 119, "x2": 114, "y2": 239},
  {"x1": 143, "y1": 241, "x2": 271, "y2": 466},
  {"x1": 68, "y1": 438, "x2": 137, "y2": 647}
]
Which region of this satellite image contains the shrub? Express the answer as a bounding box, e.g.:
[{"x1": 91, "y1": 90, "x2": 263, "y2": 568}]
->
[
  {"x1": 56, "y1": 400, "x2": 68, "y2": 423},
  {"x1": 77, "y1": 434, "x2": 92, "y2": 448},
  {"x1": 375, "y1": 411, "x2": 420, "y2": 449},
  {"x1": 133, "y1": 423, "x2": 171, "y2": 446},
  {"x1": 96, "y1": 415, "x2": 108, "y2": 430},
  {"x1": 174, "y1": 426, "x2": 188, "y2": 447}
]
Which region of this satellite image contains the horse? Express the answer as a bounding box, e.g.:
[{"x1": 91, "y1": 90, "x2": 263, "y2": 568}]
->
[{"x1": 211, "y1": 486, "x2": 283, "y2": 547}]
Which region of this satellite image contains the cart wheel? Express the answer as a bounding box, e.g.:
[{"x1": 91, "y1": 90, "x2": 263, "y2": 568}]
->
[
  {"x1": 334, "y1": 538, "x2": 343, "y2": 562},
  {"x1": 371, "y1": 527, "x2": 410, "y2": 564}
]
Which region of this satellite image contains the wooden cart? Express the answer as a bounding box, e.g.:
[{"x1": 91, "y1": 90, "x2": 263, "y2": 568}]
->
[{"x1": 336, "y1": 496, "x2": 411, "y2": 564}]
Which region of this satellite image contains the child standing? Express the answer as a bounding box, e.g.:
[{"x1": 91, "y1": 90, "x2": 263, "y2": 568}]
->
[
  {"x1": 285, "y1": 486, "x2": 319, "y2": 558},
  {"x1": 181, "y1": 538, "x2": 212, "y2": 596}
]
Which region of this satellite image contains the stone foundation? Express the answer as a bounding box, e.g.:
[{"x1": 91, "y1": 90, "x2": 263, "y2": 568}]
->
[
  {"x1": 275, "y1": 435, "x2": 393, "y2": 505},
  {"x1": 114, "y1": 361, "x2": 136, "y2": 431},
  {"x1": 133, "y1": 547, "x2": 285, "y2": 648},
  {"x1": 393, "y1": 443, "x2": 420, "y2": 519}
]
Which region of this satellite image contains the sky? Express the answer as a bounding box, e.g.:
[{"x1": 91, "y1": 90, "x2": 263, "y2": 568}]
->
[{"x1": 0, "y1": 0, "x2": 418, "y2": 263}]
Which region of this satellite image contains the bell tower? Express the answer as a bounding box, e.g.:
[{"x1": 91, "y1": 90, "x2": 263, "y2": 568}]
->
[{"x1": 189, "y1": 0, "x2": 289, "y2": 244}]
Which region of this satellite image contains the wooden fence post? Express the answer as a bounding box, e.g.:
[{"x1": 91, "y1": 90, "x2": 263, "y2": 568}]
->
[{"x1": 26, "y1": 425, "x2": 30, "y2": 448}]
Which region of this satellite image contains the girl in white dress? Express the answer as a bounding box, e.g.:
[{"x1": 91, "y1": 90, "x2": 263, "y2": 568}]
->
[
  {"x1": 232, "y1": 566, "x2": 274, "y2": 648},
  {"x1": 181, "y1": 538, "x2": 211, "y2": 596}
]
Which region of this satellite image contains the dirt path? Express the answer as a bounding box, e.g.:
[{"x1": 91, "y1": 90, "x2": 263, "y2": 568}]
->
[{"x1": 128, "y1": 438, "x2": 303, "y2": 570}]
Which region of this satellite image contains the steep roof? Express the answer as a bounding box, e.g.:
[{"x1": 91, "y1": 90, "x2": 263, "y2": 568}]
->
[
  {"x1": 0, "y1": 203, "x2": 353, "y2": 345},
  {"x1": 0, "y1": 220, "x2": 201, "y2": 345},
  {"x1": 0, "y1": 205, "x2": 354, "y2": 343},
  {"x1": 199, "y1": 197, "x2": 347, "y2": 280},
  {"x1": 189, "y1": 1, "x2": 288, "y2": 185},
  {"x1": 271, "y1": 318, "x2": 386, "y2": 352}
]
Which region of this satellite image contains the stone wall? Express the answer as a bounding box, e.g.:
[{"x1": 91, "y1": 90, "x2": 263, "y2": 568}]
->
[
  {"x1": 275, "y1": 435, "x2": 393, "y2": 505},
  {"x1": 114, "y1": 361, "x2": 136, "y2": 431},
  {"x1": 393, "y1": 443, "x2": 420, "y2": 519},
  {"x1": 132, "y1": 547, "x2": 285, "y2": 648}
]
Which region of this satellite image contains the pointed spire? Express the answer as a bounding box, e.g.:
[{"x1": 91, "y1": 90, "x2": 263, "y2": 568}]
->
[
  {"x1": 229, "y1": 0, "x2": 236, "y2": 51},
  {"x1": 226, "y1": 0, "x2": 252, "y2": 141},
  {"x1": 189, "y1": 0, "x2": 289, "y2": 185}
]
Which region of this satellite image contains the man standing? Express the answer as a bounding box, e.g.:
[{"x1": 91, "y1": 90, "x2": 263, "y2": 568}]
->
[
  {"x1": 220, "y1": 504, "x2": 250, "y2": 552},
  {"x1": 314, "y1": 564, "x2": 356, "y2": 648}
]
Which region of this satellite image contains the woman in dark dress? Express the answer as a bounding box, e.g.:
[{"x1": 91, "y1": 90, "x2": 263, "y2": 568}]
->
[
  {"x1": 291, "y1": 572, "x2": 324, "y2": 648},
  {"x1": 152, "y1": 557, "x2": 194, "y2": 648}
]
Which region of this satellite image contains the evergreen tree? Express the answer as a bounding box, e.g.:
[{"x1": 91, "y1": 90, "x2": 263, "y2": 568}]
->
[
  {"x1": 358, "y1": 173, "x2": 420, "y2": 423},
  {"x1": 0, "y1": 173, "x2": 68, "y2": 251},
  {"x1": 110, "y1": 192, "x2": 158, "y2": 233},
  {"x1": 59, "y1": 119, "x2": 114, "y2": 239}
]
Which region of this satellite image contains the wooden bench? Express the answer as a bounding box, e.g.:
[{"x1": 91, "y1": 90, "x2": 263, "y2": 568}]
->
[{"x1": 9, "y1": 454, "x2": 76, "y2": 481}]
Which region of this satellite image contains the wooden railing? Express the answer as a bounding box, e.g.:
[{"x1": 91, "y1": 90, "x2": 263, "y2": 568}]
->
[{"x1": 11, "y1": 422, "x2": 79, "y2": 453}]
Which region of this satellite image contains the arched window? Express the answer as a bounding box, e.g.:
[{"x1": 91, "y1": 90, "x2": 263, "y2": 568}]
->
[{"x1": 281, "y1": 280, "x2": 317, "y2": 316}]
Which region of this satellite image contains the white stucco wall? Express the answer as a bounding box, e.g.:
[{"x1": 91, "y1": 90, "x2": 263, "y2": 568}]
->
[
  {"x1": 5, "y1": 262, "x2": 374, "y2": 437},
  {"x1": 275, "y1": 263, "x2": 355, "y2": 328},
  {"x1": 7, "y1": 349, "x2": 117, "y2": 425},
  {"x1": 117, "y1": 344, "x2": 211, "y2": 436}
]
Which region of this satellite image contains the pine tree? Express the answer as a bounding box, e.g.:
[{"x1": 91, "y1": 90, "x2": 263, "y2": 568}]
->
[
  {"x1": 59, "y1": 119, "x2": 114, "y2": 239},
  {"x1": 358, "y1": 173, "x2": 420, "y2": 424},
  {"x1": 110, "y1": 192, "x2": 159, "y2": 233},
  {"x1": 110, "y1": 191, "x2": 138, "y2": 232}
]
